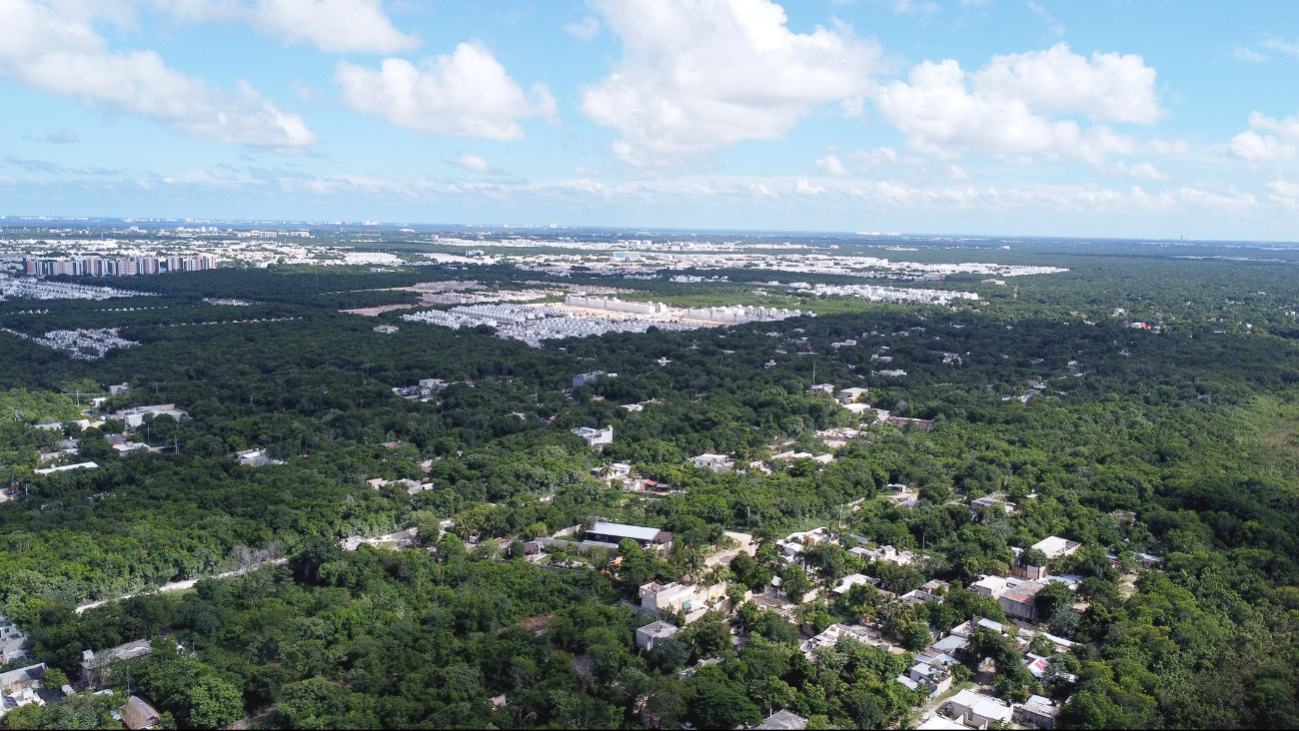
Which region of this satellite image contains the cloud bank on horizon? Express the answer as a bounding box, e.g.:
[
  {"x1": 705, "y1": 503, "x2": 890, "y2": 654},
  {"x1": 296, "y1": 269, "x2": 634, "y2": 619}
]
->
[{"x1": 0, "y1": 0, "x2": 1297, "y2": 239}]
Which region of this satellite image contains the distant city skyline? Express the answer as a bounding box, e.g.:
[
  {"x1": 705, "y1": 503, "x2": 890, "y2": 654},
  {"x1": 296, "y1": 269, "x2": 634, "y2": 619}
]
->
[{"x1": 2, "y1": 1, "x2": 1299, "y2": 240}]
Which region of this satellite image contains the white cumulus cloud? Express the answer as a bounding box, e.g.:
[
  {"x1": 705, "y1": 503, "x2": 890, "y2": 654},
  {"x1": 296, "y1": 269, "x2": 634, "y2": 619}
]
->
[
  {"x1": 848, "y1": 147, "x2": 901, "y2": 166},
  {"x1": 794, "y1": 178, "x2": 824, "y2": 194},
  {"x1": 972, "y1": 43, "x2": 1164, "y2": 125},
  {"x1": 1269, "y1": 179, "x2": 1299, "y2": 208},
  {"x1": 814, "y1": 154, "x2": 849, "y2": 176},
  {"x1": 1231, "y1": 111, "x2": 1299, "y2": 162},
  {"x1": 154, "y1": 0, "x2": 418, "y2": 54},
  {"x1": 247, "y1": 0, "x2": 419, "y2": 54},
  {"x1": 1108, "y1": 161, "x2": 1168, "y2": 180},
  {"x1": 452, "y1": 154, "x2": 497, "y2": 173},
  {"x1": 872, "y1": 43, "x2": 1164, "y2": 162},
  {"x1": 335, "y1": 42, "x2": 556, "y2": 139},
  {"x1": 581, "y1": 0, "x2": 881, "y2": 168},
  {"x1": 0, "y1": 0, "x2": 316, "y2": 149}
]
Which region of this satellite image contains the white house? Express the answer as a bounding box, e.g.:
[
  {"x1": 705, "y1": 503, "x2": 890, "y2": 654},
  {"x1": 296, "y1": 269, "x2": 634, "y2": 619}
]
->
[
  {"x1": 945, "y1": 689, "x2": 1013, "y2": 728},
  {"x1": 970, "y1": 574, "x2": 1011, "y2": 598},
  {"x1": 831, "y1": 573, "x2": 879, "y2": 597},
  {"x1": 235, "y1": 449, "x2": 284, "y2": 467},
  {"x1": 0, "y1": 616, "x2": 26, "y2": 665},
  {"x1": 638, "y1": 581, "x2": 732, "y2": 622},
  {"x1": 689, "y1": 453, "x2": 735, "y2": 474},
  {"x1": 1031, "y1": 536, "x2": 1082, "y2": 560},
  {"x1": 635, "y1": 620, "x2": 680, "y2": 651},
  {"x1": 839, "y1": 387, "x2": 869, "y2": 404},
  {"x1": 1014, "y1": 695, "x2": 1063, "y2": 730},
  {"x1": 859, "y1": 545, "x2": 916, "y2": 566},
  {"x1": 802, "y1": 623, "x2": 888, "y2": 658},
  {"x1": 909, "y1": 662, "x2": 954, "y2": 696},
  {"x1": 571, "y1": 426, "x2": 613, "y2": 447},
  {"x1": 111, "y1": 404, "x2": 188, "y2": 431},
  {"x1": 586, "y1": 522, "x2": 672, "y2": 550}
]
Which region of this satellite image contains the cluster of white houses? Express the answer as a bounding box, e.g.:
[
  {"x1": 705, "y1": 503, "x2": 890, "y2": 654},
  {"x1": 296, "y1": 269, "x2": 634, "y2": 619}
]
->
[{"x1": 568, "y1": 518, "x2": 1081, "y2": 730}]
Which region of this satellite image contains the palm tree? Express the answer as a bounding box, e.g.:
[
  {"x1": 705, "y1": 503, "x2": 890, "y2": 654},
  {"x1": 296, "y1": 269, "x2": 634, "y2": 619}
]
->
[{"x1": 678, "y1": 550, "x2": 705, "y2": 582}]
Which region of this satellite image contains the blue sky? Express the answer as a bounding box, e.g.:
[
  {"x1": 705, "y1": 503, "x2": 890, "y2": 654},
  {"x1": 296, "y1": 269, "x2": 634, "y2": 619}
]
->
[{"x1": 3, "y1": 0, "x2": 1299, "y2": 239}]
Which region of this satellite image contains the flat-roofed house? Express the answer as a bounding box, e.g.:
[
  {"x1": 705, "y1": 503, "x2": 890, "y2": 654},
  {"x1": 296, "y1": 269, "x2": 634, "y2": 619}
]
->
[
  {"x1": 112, "y1": 404, "x2": 188, "y2": 432},
  {"x1": 839, "y1": 387, "x2": 869, "y2": 404},
  {"x1": 1031, "y1": 536, "x2": 1082, "y2": 560},
  {"x1": 635, "y1": 620, "x2": 680, "y2": 651},
  {"x1": 1014, "y1": 695, "x2": 1063, "y2": 729},
  {"x1": 571, "y1": 426, "x2": 613, "y2": 447},
  {"x1": 80, "y1": 640, "x2": 152, "y2": 689},
  {"x1": 860, "y1": 545, "x2": 916, "y2": 566},
  {"x1": 0, "y1": 615, "x2": 26, "y2": 664},
  {"x1": 689, "y1": 453, "x2": 735, "y2": 474},
  {"x1": 1000, "y1": 580, "x2": 1048, "y2": 622},
  {"x1": 970, "y1": 574, "x2": 1011, "y2": 598},
  {"x1": 584, "y1": 522, "x2": 672, "y2": 551},
  {"x1": 909, "y1": 662, "x2": 954, "y2": 696},
  {"x1": 638, "y1": 581, "x2": 731, "y2": 621},
  {"x1": 945, "y1": 689, "x2": 1013, "y2": 728}
]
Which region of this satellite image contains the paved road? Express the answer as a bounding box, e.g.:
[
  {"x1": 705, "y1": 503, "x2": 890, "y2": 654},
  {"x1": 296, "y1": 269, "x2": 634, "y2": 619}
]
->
[
  {"x1": 706, "y1": 531, "x2": 756, "y2": 567},
  {"x1": 74, "y1": 558, "x2": 288, "y2": 614}
]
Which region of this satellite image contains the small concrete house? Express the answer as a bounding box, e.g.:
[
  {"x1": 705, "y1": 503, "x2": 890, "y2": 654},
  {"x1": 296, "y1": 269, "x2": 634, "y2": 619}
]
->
[
  {"x1": 635, "y1": 620, "x2": 680, "y2": 651},
  {"x1": 1014, "y1": 694, "x2": 1063, "y2": 729},
  {"x1": 81, "y1": 640, "x2": 152, "y2": 689},
  {"x1": 945, "y1": 689, "x2": 1013, "y2": 728}
]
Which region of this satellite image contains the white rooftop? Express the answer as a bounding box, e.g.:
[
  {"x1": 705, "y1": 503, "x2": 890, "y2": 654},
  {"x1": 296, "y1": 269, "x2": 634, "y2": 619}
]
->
[
  {"x1": 832, "y1": 573, "x2": 875, "y2": 594},
  {"x1": 1031, "y1": 535, "x2": 1082, "y2": 559},
  {"x1": 1040, "y1": 631, "x2": 1075, "y2": 647},
  {"x1": 1022, "y1": 695, "x2": 1062, "y2": 717},
  {"x1": 955, "y1": 690, "x2": 1013, "y2": 723},
  {"x1": 589, "y1": 522, "x2": 662, "y2": 541},
  {"x1": 34, "y1": 461, "x2": 98, "y2": 476},
  {"x1": 637, "y1": 620, "x2": 679, "y2": 638}
]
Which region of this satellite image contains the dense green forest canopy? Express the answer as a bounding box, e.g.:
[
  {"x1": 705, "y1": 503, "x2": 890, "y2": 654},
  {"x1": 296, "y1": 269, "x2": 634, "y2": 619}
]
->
[{"x1": 4, "y1": 241, "x2": 1299, "y2": 728}]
